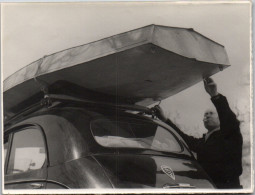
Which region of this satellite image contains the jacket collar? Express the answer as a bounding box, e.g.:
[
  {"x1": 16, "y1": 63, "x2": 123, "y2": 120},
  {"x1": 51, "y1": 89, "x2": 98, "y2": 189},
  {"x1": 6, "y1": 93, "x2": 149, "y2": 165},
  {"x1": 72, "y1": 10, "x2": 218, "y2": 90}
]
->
[{"x1": 204, "y1": 127, "x2": 220, "y2": 141}]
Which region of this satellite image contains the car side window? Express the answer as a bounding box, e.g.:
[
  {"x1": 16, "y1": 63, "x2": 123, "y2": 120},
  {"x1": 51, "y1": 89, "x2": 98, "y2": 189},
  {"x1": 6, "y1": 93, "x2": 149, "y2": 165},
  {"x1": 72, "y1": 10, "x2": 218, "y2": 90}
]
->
[
  {"x1": 4, "y1": 136, "x2": 9, "y2": 163},
  {"x1": 6, "y1": 128, "x2": 46, "y2": 175}
]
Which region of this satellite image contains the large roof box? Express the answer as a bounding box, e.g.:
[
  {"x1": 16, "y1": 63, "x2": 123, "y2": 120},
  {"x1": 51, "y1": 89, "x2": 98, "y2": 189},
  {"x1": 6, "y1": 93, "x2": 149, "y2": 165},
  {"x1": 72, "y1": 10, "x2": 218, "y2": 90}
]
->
[{"x1": 4, "y1": 24, "x2": 230, "y2": 116}]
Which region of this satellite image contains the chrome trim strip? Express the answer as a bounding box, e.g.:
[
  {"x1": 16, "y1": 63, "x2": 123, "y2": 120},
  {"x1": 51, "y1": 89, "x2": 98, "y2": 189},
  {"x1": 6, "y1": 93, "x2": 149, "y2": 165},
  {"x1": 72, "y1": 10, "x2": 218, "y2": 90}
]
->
[
  {"x1": 46, "y1": 180, "x2": 70, "y2": 189},
  {"x1": 5, "y1": 179, "x2": 46, "y2": 185},
  {"x1": 5, "y1": 179, "x2": 69, "y2": 189}
]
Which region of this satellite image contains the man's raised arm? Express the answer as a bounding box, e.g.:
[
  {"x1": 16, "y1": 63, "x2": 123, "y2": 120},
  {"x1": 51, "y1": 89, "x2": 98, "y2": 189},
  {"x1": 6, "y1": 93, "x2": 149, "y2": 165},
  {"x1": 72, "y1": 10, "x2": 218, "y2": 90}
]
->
[{"x1": 204, "y1": 78, "x2": 240, "y2": 137}]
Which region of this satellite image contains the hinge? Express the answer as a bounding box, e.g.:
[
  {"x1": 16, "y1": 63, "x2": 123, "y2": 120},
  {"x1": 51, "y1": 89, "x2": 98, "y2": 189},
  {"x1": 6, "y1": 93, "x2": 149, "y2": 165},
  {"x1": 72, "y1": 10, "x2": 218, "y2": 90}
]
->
[
  {"x1": 41, "y1": 94, "x2": 52, "y2": 107},
  {"x1": 33, "y1": 77, "x2": 52, "y2": 107}
]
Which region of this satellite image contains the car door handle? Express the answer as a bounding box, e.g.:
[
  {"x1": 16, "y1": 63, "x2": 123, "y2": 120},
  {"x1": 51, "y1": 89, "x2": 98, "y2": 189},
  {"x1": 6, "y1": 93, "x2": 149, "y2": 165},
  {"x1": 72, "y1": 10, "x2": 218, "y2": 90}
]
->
[
  {"x1": 163, "y1": 183, "x2": 195, "y2": 189},
  {"x1": 30, "y1": 183, "x2": 44, "y2": 189}
]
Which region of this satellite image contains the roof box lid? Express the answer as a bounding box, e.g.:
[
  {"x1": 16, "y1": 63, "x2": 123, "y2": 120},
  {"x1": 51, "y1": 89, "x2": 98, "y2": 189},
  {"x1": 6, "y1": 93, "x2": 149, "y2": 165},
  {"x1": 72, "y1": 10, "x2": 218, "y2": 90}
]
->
[{"x1": 4, "y1": 25, "x2": 230, "y2": 116}]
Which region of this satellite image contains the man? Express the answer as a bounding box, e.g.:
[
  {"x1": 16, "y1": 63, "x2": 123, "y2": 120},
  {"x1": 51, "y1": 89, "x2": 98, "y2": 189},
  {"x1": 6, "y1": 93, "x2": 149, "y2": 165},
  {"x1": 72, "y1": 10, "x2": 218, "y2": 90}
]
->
[{"x1": 153, "y1": 78, "x2": 243, "y2": 189}]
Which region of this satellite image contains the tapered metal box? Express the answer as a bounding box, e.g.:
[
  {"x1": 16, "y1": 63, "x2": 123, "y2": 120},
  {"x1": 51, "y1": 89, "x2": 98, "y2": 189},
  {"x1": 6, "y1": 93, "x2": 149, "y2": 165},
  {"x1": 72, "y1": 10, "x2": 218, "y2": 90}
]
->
[{"x1": 4, "y1": 25, "x2": 230, "y2": 116}]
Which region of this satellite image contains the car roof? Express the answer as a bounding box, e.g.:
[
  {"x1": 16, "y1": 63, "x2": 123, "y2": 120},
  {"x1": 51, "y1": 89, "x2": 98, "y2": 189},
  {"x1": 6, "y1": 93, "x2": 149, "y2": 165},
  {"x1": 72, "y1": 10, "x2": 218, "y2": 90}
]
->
[{"x1": 4, "y1": 94, "x2": 152, "y2": 128}]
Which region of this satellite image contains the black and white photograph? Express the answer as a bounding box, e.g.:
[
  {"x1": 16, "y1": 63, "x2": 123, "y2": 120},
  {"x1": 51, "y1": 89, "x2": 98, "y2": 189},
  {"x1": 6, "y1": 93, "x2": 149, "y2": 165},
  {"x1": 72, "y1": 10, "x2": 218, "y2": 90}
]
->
[{"x1": 1, "y1": 1, "x2": 252, "y2": 193}]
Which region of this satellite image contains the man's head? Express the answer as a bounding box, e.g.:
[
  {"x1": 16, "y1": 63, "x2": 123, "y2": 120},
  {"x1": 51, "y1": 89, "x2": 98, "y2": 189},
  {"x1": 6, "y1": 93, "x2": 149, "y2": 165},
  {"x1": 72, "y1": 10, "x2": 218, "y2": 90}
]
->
[{"x1": 203, "y1": 108, "x2": 220, "y2": 131}]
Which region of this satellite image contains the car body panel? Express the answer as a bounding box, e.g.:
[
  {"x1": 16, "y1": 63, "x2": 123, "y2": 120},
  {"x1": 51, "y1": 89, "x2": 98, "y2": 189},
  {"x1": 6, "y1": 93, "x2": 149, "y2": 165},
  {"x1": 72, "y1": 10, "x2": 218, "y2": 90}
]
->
[
  {"x1": 94, "y1": 154, "x2": 214, "y2": 188},
  {"x1": 46, "y1": 157, "x2": 113, "y2": 188}
]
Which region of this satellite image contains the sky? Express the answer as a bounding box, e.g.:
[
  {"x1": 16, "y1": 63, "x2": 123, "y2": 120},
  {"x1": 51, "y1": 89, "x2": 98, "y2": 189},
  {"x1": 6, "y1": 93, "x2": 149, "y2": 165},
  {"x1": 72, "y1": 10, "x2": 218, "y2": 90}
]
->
[{"x1": 1, "y1": 2, "x2": 251, "y2": 136}]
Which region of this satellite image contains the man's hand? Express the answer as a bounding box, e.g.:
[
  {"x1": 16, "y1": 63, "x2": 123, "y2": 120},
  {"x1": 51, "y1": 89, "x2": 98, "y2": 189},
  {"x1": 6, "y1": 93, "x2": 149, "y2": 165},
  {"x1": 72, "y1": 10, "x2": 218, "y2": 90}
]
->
[
  {"x1": 151, "y1": 105, "x2": 167, "y2": 122},
  {"x1": 203, "y1": 77, "x2": 218, "y2": 97}
]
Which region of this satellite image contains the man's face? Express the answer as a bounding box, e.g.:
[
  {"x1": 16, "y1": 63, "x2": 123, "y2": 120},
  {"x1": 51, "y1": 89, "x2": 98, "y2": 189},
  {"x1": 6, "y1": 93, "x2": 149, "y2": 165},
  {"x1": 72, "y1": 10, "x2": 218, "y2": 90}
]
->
[{"x1": 203, "y1": 109, "x2": 220, "y2": 131}]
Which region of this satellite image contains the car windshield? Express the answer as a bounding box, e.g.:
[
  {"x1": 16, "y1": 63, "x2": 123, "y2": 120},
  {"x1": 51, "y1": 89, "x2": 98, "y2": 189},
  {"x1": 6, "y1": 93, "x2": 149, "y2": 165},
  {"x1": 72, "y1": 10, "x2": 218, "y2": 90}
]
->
[{"x1": 91, "y1": 118, "x2": 182, "y2": 153}]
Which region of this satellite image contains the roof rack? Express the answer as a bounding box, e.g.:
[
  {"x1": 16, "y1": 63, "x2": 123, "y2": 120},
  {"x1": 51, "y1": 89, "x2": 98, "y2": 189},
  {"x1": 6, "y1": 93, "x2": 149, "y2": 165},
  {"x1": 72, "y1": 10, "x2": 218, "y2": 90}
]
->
[
  {"x1": 47, "y1": 94, "x2": 152, "y2": 114},
  {"x1": 4, "y1": 94, "x2": 152, "y2": 127}
]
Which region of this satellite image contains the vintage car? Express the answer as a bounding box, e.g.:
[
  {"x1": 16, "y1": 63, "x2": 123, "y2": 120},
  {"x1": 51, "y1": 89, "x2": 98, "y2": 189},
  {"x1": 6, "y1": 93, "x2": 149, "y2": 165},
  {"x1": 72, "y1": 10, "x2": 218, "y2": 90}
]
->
[
  {"x1": 4, "y1": 91, "x2": 216, "y2": 189},
  {"x1": 3, "y1": 25, "x2": 230, "y2": 189}
]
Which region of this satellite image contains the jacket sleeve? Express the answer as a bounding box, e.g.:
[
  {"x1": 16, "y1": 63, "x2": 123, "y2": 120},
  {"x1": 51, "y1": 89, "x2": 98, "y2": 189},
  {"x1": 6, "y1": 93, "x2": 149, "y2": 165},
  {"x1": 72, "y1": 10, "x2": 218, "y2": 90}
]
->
[
  {"x1": 211, "y1": 94, "x2": 240, "y2": 138},
  {"x1": 165, "y1": 119, "x2": 202, "y2": 153}
]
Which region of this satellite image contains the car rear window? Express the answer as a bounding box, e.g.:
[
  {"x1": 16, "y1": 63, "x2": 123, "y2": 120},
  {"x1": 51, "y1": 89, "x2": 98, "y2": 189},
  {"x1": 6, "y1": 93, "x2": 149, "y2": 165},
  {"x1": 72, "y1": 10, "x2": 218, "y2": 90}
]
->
[{"x1": 91, "y1": 118, "x2": 182, "y2": 153}]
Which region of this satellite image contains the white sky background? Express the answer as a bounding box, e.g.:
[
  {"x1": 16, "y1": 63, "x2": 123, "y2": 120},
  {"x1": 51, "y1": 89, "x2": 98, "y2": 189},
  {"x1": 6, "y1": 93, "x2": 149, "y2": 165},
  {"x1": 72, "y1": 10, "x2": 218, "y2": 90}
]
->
[{"x1": 2, "y1": 2, "x2": 251, "y2": 136}]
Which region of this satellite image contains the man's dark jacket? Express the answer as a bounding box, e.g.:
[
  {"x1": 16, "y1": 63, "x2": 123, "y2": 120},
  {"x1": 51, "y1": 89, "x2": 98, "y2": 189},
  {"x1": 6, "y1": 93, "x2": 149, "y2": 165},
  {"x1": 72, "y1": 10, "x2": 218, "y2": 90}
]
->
[{"x1": 166, "y1": 94, "x2": 243, "y2": 189}]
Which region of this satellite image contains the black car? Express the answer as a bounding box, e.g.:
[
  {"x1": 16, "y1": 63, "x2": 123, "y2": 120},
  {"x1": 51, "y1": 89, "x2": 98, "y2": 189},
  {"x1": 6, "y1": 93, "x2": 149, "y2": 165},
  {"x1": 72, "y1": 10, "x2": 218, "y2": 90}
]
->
[{"x1": 4, "y1": 93, "x2": 216, "y2": 189}]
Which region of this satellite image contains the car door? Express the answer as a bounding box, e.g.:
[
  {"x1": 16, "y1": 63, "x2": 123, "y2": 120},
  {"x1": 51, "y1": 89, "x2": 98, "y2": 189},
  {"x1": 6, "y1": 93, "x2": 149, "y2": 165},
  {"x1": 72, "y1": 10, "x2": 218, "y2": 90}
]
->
[{"x1": 4, "y1": 125, "x2": 48, "y2": 189}]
